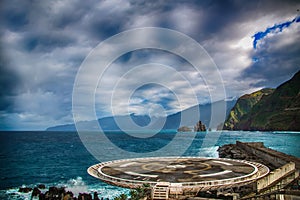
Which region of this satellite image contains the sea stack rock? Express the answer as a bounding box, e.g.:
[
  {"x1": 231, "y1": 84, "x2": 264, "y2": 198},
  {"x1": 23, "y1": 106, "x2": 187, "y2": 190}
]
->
[{"x1": 194, "y1": 120, "x2": 206, "y2": 132}]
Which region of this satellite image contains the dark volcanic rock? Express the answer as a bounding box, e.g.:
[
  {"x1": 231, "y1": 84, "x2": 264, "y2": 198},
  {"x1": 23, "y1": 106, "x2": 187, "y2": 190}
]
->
[
  {"x1": 78, "y1": 193, "x2": 92, "y2": 200},
  {"x1": 45, "y1": 186, "x2": 66, "y2": 199},
  {"x1": 63, "y1": 193, "x2": 74, "y2": 200},
  {"x1": 18, "y1": 187, "x2": 32, "y2": 193},
  {"x1": 218, "y1": 142, "x2": 278, "y2": 170},
  {"x1": 217, "y1": 144, "x2": 247, "y2": 159},
  {"x1": 31, "y1": 187, "x2": 41, "y2": 197},
  {"x1": 17, "y1": 185, "x2": 110, "y2": 200},
  {"x1": 39, "y1": 193, "x2": 46, "y2": 200},
  {"x1": 38, "y1": 184, "x2": 46, "y2": 189},
  {"x1": 94, "y1": 192, "x2": 100, "y2": 200},
  {"x1": 66, "y1": 191, "x2": 74, "y2": 197},
  {"x1": 194, "y1": 120, "x2": 206, "y2": 131}
]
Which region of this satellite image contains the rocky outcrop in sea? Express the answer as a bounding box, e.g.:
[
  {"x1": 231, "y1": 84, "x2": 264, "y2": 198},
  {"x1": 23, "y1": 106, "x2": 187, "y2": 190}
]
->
[
  {"x1": 194, "y1": 120, "x2": 206, "y2": 132},
  {"x1": 18, "y1": 185, "x2": 106, "y2": 200}
]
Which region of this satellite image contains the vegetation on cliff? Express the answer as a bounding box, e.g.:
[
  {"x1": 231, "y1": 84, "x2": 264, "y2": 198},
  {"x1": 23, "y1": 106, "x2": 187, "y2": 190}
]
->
[
  {"x1": 224, "y1": 70, "x2": 300, "y2": 131},
  {"x1": 223, "y1": 88, "x2": 274, "y2": 130}
]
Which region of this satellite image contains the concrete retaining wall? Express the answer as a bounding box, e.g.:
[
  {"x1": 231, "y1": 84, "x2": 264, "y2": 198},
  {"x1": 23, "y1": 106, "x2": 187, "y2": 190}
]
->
[
  {"x1": 257, "y1": 162, "x2": 296, "y2": 191},
  {"x1": 236, "y1": 141, "x2": 298, "y2": 169}
]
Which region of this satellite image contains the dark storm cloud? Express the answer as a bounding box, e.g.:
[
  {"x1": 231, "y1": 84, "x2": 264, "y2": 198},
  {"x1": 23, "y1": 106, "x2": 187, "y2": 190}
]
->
[
  {"x1": 0, "y1": 53, "x2": 20, "y2": 111},
  {"x1": 0, "y1": 0, "x2": 30, "y2": 31},
  {"x1": 242, "y1": 30, "x2": 300, "y2": 88},
  {"x1": 22, "y1": 32, "x2": 76, "y2": 52},
  {"x1": 0, "y1": 0, "x2": 299, "y2": 129},
  {"x1": 89, "y1": 16, "x2": 124, "y2": 40},
  {"x1": 205, "y1": 0, "x2": 298, "y2": 40},
  {"x1": 124, "y1": 0, "x2": 299, "y2": 41}
]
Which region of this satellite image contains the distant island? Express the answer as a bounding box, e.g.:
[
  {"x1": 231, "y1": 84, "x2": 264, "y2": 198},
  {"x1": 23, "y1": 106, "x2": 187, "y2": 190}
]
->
[
  {"x1": 177, "y1": 126, "x2": 192, "y2": 132},
  {"x1": 223, "y1": 70, "x2": 300, "y2": 131}
]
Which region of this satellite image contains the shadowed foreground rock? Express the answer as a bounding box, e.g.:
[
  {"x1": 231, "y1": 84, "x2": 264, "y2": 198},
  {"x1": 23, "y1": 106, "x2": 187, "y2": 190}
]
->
[
  {"x1": 18, "y1": 185, "x2": 110, "y2": 200},
  {"x1": 18, "y1": 187, "x2": 32, "y2": 193}
]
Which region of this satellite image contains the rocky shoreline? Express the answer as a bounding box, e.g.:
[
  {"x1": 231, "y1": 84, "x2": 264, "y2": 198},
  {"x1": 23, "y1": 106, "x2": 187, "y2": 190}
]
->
[{"x1": 18, "y1": 185, "x2": 105, "y2": 200}]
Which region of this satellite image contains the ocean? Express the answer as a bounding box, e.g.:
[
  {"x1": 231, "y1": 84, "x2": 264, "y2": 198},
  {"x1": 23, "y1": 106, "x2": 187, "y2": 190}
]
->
[{"x1": 0, "y1": 131, "x2": 299, "y2": 199}]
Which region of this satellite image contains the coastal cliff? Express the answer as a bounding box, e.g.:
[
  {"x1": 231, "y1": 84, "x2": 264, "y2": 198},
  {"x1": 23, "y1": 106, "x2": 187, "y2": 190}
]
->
[
  {"x1": 223, "y1": 88, "x2": 274, "y2": 130},
  {"x1": 223, "y1": 70, "x2": 300, "y2": 131}
]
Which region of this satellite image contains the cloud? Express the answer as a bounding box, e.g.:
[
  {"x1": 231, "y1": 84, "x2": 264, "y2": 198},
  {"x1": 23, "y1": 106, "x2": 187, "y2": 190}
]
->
[
  {"x1": 0, "y1": 52, "x2": 20, "y2": 112},
  {"x1": 0, "y1": 0, "x2": 299, "y2": 129},
  {"x1": 242, "y1": 19, "x2": 300, "y2": 88},
  {"x1": 253, "y1": 16, "x2": 300, "y2": 49},
  {"x1": 91, "y1": 48, "x2": 215, "y2": 120}
]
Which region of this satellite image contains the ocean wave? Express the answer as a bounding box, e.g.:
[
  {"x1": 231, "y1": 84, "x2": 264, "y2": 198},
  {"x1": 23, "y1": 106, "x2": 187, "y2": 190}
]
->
[
  {"x1": 0, "y1": 177, "x2": 129, "y2": 200},
  {"x1": 197, "y1": 146, "x2": 219, "y2": 158}
]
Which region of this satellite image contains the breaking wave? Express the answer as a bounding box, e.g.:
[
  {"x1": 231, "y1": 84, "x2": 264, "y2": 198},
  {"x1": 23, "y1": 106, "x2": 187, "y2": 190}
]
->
[{"x1": 0, "y1": 177, "x2": 129, "y2": 200}]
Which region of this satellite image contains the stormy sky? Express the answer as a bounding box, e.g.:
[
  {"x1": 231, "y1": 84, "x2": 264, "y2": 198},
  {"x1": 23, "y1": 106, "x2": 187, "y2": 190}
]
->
[{"x1": 0, "y1": 0, "x2": 299, "y2": 130}]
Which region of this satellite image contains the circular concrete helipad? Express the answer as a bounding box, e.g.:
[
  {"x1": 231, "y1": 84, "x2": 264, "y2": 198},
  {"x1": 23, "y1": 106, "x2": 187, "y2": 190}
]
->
[{"x1": 88, "y1": 157, "x2": 269, "y2": 191}]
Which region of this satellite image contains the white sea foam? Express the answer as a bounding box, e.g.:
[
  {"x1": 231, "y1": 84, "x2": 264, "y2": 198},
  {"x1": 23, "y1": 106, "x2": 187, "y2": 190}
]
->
[
  {"x1": 197, "y1": 146, "x2": 219, "y2": 157},
  {"x1": 64, "y1": 177, "x2": 88, "y2": 196},
  {"x1": 1, "y1": 177, "x2": 129, "y2": 200},
  {"x1": 61, "y1": 177, "x2": 130, "y2": 198}
]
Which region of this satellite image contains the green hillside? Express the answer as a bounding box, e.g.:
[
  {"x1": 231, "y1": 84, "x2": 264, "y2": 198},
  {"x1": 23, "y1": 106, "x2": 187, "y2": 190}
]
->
[
  {"x1": 223, "y1": 88, "x2": 274, "y2": 130},
  {"x1": 224, "y1": 70, "x2": 300, "y2": 131}
]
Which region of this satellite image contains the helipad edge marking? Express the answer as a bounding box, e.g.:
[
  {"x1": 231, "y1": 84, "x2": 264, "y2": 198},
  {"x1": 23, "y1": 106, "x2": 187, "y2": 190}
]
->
[
  {"x1": 199, "y1": 170, "x2": 232, "y2": 177},
  {"x1": 125, "y1": 171, "x2": 158, "y2": 178},
  {"x1": 212, "y1": 160, "x2": 233, "y2": 166},
  {"x1": 120, "y1": 162, "x2": 137, "y2": 167}
]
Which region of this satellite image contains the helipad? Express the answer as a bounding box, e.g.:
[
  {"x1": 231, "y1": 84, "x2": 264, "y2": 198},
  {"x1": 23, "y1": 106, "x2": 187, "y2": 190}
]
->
[{"x1": 88, "y1": 157, "x2": 269, "y2": 193}]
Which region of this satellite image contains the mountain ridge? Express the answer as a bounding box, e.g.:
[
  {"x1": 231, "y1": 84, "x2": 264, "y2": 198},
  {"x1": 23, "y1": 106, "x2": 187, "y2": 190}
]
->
[
  {"x1": 46, "y1": 99, "x2": 236, "y2": 131},
  {"x1": 223, "y1": 70, "x2": 300, "y2": 131}
]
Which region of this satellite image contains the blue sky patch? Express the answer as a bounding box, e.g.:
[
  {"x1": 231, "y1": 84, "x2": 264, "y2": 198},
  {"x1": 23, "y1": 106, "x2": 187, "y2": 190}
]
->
[{"x1": 253, "y1": 16, "x2": 299, "y2": 49}]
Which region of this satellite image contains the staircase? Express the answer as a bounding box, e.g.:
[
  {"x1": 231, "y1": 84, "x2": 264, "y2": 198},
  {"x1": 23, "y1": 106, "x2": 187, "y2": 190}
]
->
[{"x1": 152, "y1": 182, "x2": 170, "y2": 199}]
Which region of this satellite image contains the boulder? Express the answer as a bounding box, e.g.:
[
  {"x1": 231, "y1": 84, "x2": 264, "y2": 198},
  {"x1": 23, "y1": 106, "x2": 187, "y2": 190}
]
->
[
  {"x1": 66, "y1": 191, "x2": 74, "y2": 197},
  {"x1": 63, "y1": 193, "x2": 74, "y2": 200},
  {"x1": 38, "y1": 184, "x2": 46, "y2": 189},
  {"x1": 94, "y1": 192, "x2": 100, "y2": 200},
  {"x1": 31, "y1": 187, "x2": 41, "y2": 197},
  {"x1": 18, "y1": 187, "x2": 32, "y2": 193},
  {"x1": 78, "y1": 193, "x2": 92, "y2": 200},
  {"x1": 39, "y1": 193, "x2": 46, "y2": 200},
  {"x1": 45, "y1": 186, "x2": 66, "y2": 199}
]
